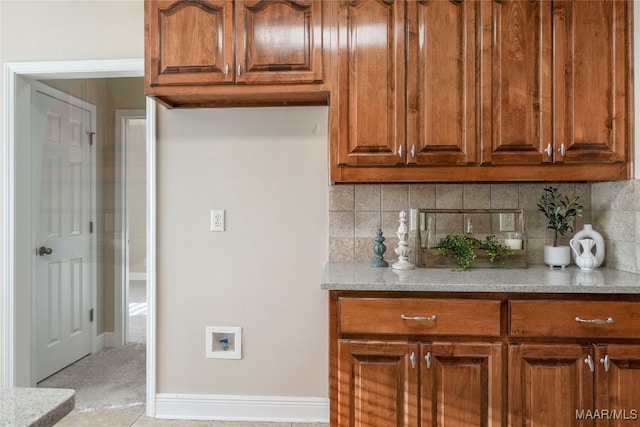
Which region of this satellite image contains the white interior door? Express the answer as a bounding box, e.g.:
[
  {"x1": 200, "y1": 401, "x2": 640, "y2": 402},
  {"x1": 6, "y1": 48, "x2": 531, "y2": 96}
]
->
[{"x1": 32, "y1": 82, "x2": 95, "y2": 382}]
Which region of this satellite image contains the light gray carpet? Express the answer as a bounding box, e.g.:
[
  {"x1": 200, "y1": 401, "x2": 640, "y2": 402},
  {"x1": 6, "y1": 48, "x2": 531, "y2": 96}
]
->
[{"x1": 39, "y1": 343, "x2": 146, "y2": 412}]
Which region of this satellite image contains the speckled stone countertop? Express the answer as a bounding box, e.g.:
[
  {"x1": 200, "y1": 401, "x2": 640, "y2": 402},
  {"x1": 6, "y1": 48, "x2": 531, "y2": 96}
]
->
[
  {"x1": 0, "y1": 387, "x2": 74, "y2": 427},
  {"x1": 321, "y1": 263, "x2": 640, "y2": 294}
]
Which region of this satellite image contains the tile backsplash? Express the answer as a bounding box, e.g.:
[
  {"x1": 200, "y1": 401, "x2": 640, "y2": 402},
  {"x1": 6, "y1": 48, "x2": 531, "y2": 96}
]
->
[{"x1": 329, "y1": 183, "x2": 594, "y2": 266}]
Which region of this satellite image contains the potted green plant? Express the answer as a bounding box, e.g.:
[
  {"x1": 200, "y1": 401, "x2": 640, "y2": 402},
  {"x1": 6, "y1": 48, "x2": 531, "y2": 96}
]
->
[{"x1": 536, "y1": 186, "x2": 583, "y2": 268}]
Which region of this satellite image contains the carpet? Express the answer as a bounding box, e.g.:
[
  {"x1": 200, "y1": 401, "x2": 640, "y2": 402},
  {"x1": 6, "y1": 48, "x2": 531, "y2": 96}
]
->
[{"x1": 38, "y1": 343, "x2": 146, "y2": 412}]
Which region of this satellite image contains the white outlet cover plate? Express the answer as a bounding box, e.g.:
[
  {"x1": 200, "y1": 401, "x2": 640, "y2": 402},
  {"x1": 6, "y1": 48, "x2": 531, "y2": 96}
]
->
[{"x1": 211, "y1": 209, "x2": 225, "y2": 232}]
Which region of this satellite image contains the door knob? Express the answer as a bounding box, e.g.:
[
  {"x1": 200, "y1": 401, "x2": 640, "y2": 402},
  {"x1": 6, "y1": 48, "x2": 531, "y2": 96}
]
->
[{"x1": 38, "y1": 246, "x2": 52, "y2": 256}]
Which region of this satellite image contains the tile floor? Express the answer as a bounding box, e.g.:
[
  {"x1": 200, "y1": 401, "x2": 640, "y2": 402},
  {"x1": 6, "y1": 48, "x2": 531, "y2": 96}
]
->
[{"x1": 56, "y1": 410, "x2": 328, "y2": 427}]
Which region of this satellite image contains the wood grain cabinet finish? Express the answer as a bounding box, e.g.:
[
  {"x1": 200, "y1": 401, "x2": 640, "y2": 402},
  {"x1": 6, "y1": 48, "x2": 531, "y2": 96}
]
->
[
  {"x1": 145, "y1": 0, "x2": 327, "y2": 107},
  {"x1": 330, "y1": 0, "x2": 631, "y2": 182},
  {"x1": 484, "y1": 0, "x2": 629, "y2": 167},
  {"x1": 329, "y1": 292, "x2": 640, "y2": 426}
]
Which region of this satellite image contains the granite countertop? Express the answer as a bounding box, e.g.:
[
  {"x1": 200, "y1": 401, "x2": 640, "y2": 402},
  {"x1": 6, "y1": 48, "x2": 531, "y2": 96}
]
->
[
  {"x1": 321, "y1": 262, "x2": 640, "y2": 294},
  {"x1": 0, "y1": 388, "x2": 75, "y2": 427}
]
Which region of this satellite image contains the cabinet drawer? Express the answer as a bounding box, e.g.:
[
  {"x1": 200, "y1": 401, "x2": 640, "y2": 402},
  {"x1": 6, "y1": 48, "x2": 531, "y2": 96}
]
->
[
  {"x1": 339, "y1": 298, "x2": 501, "y2": 336},
  {"x1": 510, "y1": 300, "x2": 640, "y2": 338}
]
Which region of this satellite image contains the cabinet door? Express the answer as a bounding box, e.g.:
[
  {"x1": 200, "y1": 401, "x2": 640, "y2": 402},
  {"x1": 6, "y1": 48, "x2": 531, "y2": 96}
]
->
[
  {"x1": 595, "y1": 345, "x2": 640, "y2": 425},
  {"x1": 235, "y1": 0, "x2": 323, "y2": 84},
  {"x1": 338, "y1": 340, "x2": 419, "y2": 427},
  {"x1": 421, "y1": 342, "x2": 502, "y2": 427},
  {"x1": 481, "y1": 0, "x2": 552, "y2": 165},
  {"x1": 147, "y1": 0, "x2": 234, "y2": 86},
  {"x1": 334, "y1": 0, "x2": 406, "y2": 166},
  {"x1": 407, "y1": 0, "x2": 480, "y2": 165},
  {"x1": 509, "y1": 343, "x2": 594, "y2": 427},
  {"x1": 553, "y1": 0, "x2": 629, "y2": 164}
]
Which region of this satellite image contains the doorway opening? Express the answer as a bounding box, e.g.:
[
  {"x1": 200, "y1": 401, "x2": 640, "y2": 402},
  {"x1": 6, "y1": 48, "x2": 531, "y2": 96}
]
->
[{"x1": 2, "y1": 60, "x2": 157, "y2": 416}]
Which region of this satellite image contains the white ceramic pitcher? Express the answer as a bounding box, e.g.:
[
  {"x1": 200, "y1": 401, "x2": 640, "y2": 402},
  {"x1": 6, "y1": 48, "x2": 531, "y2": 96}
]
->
[{"x1": 570, "y1": 238, "x2": 597, "y2": 271}]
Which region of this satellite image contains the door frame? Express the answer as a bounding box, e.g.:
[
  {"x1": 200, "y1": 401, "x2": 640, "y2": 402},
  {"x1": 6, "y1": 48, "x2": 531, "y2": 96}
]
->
[
  {"x1": 2, "y1": 59, "x2": 158, "y2": 417},
  {"x1": 115, "y1": 108, "x2": 147, "y2": 347}
]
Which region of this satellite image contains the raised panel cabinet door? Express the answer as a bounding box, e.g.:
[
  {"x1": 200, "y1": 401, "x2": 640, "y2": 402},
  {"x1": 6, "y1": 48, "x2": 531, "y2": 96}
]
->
[
  {"x1": 480, "y1": 0, "x2": 552, "y2": 165},
  {"x1": 553, "y1": 0, "x2": 630, "y2": 164},
  {"x1": 420, "y1": 342, "x2": 502, "y2": 427},
  {"x1": 508, "y1": 344, "x2": 594, "y2": 427},
  {"x1": 147, "y1": 0, "x2": 234, "y2": 86},
  {"x1": 337, "y1": 340, "x2": 419, "y2": 427},
  {"x1": 235, "y1": 0, "x2": 323, "y2": 84},
  {"x1": 594, "y1": 345, "x2": 640, "y2": 425},
  {"x1": 407, "y1": 0, "x2": 480, "y2": 165},
  {"x1": 334, "y1": 0, "x2": 406, "y2": 166}
]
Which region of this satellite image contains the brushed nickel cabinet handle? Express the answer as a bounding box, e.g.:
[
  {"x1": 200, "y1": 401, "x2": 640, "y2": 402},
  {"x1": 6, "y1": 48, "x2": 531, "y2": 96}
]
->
[
  {"x1": 600, "y1": 355, "x2": 610, "y2": 372},
  {"x1": 398, "y1": 145, "x2": 403, "y2": 158},
  {"x1": 585, "y1": 355, "x2": 595, "y2": 372},
  {"x1": 544, "y1": 143, "x2": 552, "y2": 157},
  {"x1": 425, "y1": 351, "x2": 432, "y2": 369},
  {"x1": 410, "y1": 352, "x2": 416, "y2": 369},
  {"x1": 411, "y1": 144, "x2": 416, "y2": 159},
  {"x1": 224, "y1": 64, "x2": 230, "y2": 76},
  {"x1": 575, "y1": 316, "x2": 614, "y2": 324},
  {"x1": 237, "y1": 64, "x2": 242, "y2": 76},
  {"x1": 558, "y1": 143, "x2": 566, "y2": 157},
  {"x1": 401, "y1": 314, "x2": 437, "y2": 321}
]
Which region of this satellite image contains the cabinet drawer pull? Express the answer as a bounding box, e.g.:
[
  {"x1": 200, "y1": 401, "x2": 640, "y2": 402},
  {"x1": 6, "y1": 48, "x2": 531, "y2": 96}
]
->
[
  {"x1": 237, "y1": 64, "x2": 243, "y2": 76},
  {"x1": 401, "y1": 314, "x2": 437, "y2": 321},
  {"x1": 410, "y1": 351, "x2": 416, "y2": 369},
  {"x1": 575, "y1": 316, "x2": 614, "y2": 324},
  {"x1": 224, "y1": 63, "x2": 230, "y2": 76},
  {"x1": 585, "y1": 355, "x2": 595, "y2": 372},
  {"x1": 600, "y1": 355, "x2": 610, "y2": 372},
  {"x1": 425, "y1": 351, "x2": 432, "y2": 369},
  {"x1": 544, "y1": 143, "x2": 552, "y2": 157},
  {"x1": 397, "y1": 145, "x2": 403, "y2": 158},
  {"x1": 558, "y1": 143, "x2": 566, "y2": 157}
]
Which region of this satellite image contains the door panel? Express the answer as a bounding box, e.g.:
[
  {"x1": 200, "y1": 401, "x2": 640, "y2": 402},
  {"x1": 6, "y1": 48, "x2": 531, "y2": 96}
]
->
[
  {"x1": 236, "y1": 0, "x2": 323, "y2": 84},
  {"x1": 509, "y1": 343, "x2": 593, "y2": 427},
  {"x1": 335, "y1": 0, "x2": 405, "y2": 166},
  {"x1": 148, "y1": 0, "x2": 234, "y2": 86},
  {"x1": 408, "y1": 0, "x2": 479, "y2": 165},
  {"x1": 421, "y1": 342, "x2": 502, "y2": 427},
  {"x1": 595, "y1": 345, "x2": 640, "y2": 426},
  {"x1": 482, "y1": 0, "x2": 552, "y2": 165},
  {"x1": 554, "y1": 0, "x2": 628, "y2": 164},
  {"x1": 33, "y1": 85, "x2": 93, "y2": 382},
  {"x1": 338, "y1": 340, "x2": 419, "y2": 427}
]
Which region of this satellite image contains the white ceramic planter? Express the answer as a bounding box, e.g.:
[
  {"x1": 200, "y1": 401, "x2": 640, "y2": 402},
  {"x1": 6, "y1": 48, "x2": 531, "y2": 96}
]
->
[{"x1": 544, "y1": 245, "x2": 571, "y2": 269}]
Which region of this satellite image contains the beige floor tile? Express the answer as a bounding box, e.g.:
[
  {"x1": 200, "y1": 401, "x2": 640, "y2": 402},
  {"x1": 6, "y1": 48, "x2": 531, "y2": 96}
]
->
[
  {"x1": 54, "y1": 409, "x2": 143, "y2": 426},
  {"x1": 133, "y1": 416, "x2": 219, "y2": 426}
]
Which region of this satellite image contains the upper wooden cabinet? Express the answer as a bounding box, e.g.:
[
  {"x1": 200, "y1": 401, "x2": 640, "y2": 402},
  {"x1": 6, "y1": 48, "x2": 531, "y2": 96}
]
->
[
  {"x1": 483, "y1": 0, "x2": 629, "y2": 166},
  {"x1": 145, "y1": 0, "x2": 329, "y2": 107},
  {"x1": 329, "y1": 0, "x2": 632, "y2": 182}
]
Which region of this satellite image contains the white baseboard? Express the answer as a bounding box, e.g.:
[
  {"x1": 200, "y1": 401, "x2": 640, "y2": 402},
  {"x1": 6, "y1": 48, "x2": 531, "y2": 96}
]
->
[
  {"x1": 129, "y1": 272, "x2": 147, "y2": 281},
  {"x1": 155, "y1": 393, "x2": 329, "y2": 423},
  {"x1": 101, "y1": 332, "x2": 116, "y2": 348}
]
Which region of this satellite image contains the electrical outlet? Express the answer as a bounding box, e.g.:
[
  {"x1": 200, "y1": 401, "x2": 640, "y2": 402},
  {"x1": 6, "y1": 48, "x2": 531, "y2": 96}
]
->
[
  {"x1": 499, "y1": 213, "x2": 515, "y2": 232},
  {"x1": 211, "y1": 209, "x2": 225, "y2": 232}
]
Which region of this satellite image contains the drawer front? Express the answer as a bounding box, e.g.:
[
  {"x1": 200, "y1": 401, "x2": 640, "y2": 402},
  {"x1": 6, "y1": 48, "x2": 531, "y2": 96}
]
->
[
  {"x1": 339, "y1": 298, "x2": 501, "y2": 336},
  {"x1": 510, "y1": 300, "x2": 640, "y2": 338}
]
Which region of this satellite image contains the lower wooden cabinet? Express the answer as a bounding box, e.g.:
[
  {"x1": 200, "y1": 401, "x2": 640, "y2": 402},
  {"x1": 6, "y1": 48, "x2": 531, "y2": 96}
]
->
[
  {"x1": 337, "y1": 339, "x2": 502, "y2": 427},
  {"x1": 330, "y1": 292, "x2": 640, "y2": 427}
]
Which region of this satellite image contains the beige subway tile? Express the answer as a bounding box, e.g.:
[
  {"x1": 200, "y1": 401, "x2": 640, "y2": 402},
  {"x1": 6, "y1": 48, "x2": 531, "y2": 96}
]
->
[
  {"x1": 490, "y1": 184, "x2": 519, "y2": 209},
  {"x1": 355, "y1": 184, "x2": 381, "y2": 211},
  {"x1": 382, "y1": 185, "x2": 409, "y2": 212},
  {"x1": 329, "y1": 238, "x2": 354, "y2": 262},
  {"x1": 328, "y1": 184, "x2": 354, "y2": 212},
  {"x1": 409, "y1": 184, "x2": 436, "y2": 209},
  {"x1": 463, "y1": 184, "x2": 491, "y2": 209},
  {"x1": 435, "y1": 184, "x2": 463, "y2": 209},
  {"x1": 355, "y1": 211, "x2": 382, "y2": 238},
  {"x1": 329, "y1": 211, "x2": 354, "y2": 238}
]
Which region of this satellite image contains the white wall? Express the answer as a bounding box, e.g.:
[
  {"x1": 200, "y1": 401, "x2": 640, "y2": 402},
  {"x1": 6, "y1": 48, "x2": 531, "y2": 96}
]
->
[{"x1": 156, "y1": 106, "x2": 328, "y2": 396}]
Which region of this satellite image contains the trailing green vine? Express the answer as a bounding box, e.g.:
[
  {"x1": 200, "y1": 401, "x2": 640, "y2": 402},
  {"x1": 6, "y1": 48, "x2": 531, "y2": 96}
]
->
[{"x1": 437, "y1": 234, "x2": 513, "y2": 271}]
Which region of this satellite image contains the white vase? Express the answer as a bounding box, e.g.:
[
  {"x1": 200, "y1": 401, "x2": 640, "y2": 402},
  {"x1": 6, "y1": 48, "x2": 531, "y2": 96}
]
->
[
  {"x1": 571, "y1": 224, "x2": 604, "y2": 268},
  {"x1": 570, "y1": 238, "x2": 598, "y2": 271},
  {"x1": 544, "y1": 245, "x2": 571, "y2": 269}
]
